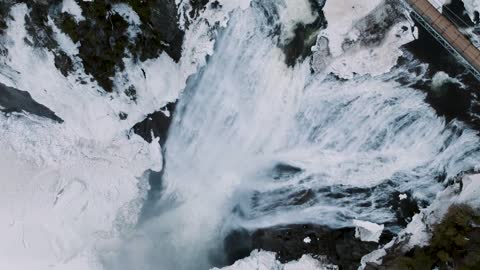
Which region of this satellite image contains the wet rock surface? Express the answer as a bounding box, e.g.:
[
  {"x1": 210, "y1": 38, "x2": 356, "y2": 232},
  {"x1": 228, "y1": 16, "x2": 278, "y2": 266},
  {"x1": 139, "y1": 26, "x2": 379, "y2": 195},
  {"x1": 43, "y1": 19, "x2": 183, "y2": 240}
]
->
[
  {"x1": 0, "y1": 82, "x2": 62, "y2": 122},
  {"x1": 223, "y1": 224, "x2": 388, "y2": 270},
  {"x1": 283, "y1": 0, "x2": 327, "y2": 67},
  {"x1": 389, "y1": 191, "x2": 420, "y2": 227},
  {"x1": 132, "y1": 101, "x2": 176, "y2": 147}
]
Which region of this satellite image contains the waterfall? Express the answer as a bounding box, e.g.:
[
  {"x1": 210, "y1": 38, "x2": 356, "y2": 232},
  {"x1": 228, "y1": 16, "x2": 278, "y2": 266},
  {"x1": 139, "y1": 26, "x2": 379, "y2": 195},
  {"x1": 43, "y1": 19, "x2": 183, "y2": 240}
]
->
[{"x1": 104, "y1": 1, "x2": 480, "y2": 269}]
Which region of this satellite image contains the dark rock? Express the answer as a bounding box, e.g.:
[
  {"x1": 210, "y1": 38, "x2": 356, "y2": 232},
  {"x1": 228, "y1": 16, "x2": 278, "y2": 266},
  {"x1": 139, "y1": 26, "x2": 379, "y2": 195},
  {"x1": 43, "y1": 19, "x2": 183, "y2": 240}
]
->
[
  {"x1": 132, "y1": 101, "x2": 176, "y2": 146},
  {"x1": 223, "y1": 224, "x2": 379, "y2": 270},
  {"x1": 223, "y1": 229, "x2": 252, "y2": 264},
  {"x1": 7, "y1": 1, "x2": 76, "y2": 78},
  {"x1": 24, "y1": 2, "x2": 61, "y2": 51},
  {"x1": 283, "y1": 2, "x2": 327, "y2": 67},
  {"x1": 389, "y1": 191, "x2": 420, "y2": 227},
  {"x1": 289, "y1": 189, "x2": 315, "y2": 206},
  {"x1": 371, "y1": 204, "x2": 480, "y2": 270},
  {"x1": 211, "y1": 1, "x2": 221, "y2": 10},
  {"x1": 53, "y1": 0, "x2": 184, "y2": 92},
  {"x1": 270, "y1": 163, "x2": 303, "y2": 180},
  {"x1": 443, "y1": 0, "x2": 474, "y2": 28},
  {"x1": 355, "y1": 1, "x2": 406, "y2": 47},
  {"x1": 399, "y1": 8, "x2": 480, "y2": 130},
  {"x1": 124, "y1": 85, "x2": 137, "y2": 103},
  {"x1": 189, "y1": 0, "x2": 210, "y2": 20},
  {"x1": 119, "y1": 111, "x2": 128, "y2": 120},
  {"x1": 58, "y1": 3, "x2": 129, "y2": 92},
  {"x1": 425, "y1": 80, "x2": 471, "y2": 122},
  {"x1": 0, "y1": 82, "x2": 63, "y2": 122},
  {"x1": 54, "y1": 50, "x2": 74, "y2": 77},
  {"x1": 0, "y1": 1, "x2": 14, "y2": 36},
  {"x1": 126, "y1": 0, "x2": 185, "y2": 62}
]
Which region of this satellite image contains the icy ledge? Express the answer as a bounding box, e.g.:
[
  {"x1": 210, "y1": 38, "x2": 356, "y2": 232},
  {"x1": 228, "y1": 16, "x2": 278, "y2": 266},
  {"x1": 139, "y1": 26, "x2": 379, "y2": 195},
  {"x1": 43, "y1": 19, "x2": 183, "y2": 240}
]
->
[{"x1": 212, "y1": 250, "x2": 339, "y2": 270}]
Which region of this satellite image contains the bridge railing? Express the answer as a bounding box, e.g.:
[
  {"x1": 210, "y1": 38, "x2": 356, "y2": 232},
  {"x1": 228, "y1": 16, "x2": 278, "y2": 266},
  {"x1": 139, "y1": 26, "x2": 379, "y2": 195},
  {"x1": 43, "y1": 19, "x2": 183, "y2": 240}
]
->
[{"x1": 402, "y1": 0, "x2": 480, "y2": 81}]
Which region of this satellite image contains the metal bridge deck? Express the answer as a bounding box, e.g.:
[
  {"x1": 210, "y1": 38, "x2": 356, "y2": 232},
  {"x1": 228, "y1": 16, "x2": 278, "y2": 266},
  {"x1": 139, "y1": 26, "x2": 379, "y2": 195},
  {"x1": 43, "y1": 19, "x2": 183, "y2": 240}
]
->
[{"x1": 404, "y1": 0, "x2": 480, "y2": 80}]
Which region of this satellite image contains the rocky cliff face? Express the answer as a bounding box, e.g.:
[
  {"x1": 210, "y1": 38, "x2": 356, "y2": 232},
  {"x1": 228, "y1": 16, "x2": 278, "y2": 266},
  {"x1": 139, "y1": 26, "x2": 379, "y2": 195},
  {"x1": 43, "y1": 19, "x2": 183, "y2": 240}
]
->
[
  {"x1": 0, "y1": 0, "x2": 184, "y2": 92},
  {"x1": 1, "y1": 1, "x2": 480, "y2": 270}
]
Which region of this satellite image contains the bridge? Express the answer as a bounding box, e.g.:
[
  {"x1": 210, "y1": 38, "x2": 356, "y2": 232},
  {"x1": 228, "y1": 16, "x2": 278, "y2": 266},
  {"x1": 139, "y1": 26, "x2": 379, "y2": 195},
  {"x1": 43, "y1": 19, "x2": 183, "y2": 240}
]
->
[{"x1": 403, "y1": 0, "x2": 480, "y2": 80}]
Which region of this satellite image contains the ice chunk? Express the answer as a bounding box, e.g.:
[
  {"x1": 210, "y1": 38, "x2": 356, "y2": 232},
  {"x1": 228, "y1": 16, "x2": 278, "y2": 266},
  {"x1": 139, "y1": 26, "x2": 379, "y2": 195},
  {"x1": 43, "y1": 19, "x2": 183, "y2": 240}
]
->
[{"x1": 353, "y1": 220, "x2": 384, "y2": 243}]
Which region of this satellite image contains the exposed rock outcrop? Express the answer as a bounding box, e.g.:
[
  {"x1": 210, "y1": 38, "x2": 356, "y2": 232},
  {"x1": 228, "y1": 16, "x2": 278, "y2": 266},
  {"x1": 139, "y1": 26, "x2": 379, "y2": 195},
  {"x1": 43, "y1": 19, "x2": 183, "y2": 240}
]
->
[
  {"x1": 223, "y1": 224, "x2": 393, "y2": 270},
  {"x1": 132, "y1": 101, "x2": 176, "y2": 147},
  {"x1": 0, "y1": 82, "x2": 63, "y2": 122},
  {"x1": 366, "y1": 204, "x2": 480, "y2": 270}
]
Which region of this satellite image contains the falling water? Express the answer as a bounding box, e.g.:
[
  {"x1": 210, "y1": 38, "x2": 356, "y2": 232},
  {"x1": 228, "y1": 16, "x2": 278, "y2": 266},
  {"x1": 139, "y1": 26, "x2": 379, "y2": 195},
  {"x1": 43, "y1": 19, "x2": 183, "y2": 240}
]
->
[{"x1": 105, "y1": 1, "x2": 480, "y2": 269}]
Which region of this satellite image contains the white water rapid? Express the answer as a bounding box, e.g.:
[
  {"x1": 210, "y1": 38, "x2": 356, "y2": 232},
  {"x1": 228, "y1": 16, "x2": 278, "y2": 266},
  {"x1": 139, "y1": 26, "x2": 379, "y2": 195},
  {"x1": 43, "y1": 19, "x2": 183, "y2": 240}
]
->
[{"x1": 103, "y1": 1, "x2": 480, "y2": 269}]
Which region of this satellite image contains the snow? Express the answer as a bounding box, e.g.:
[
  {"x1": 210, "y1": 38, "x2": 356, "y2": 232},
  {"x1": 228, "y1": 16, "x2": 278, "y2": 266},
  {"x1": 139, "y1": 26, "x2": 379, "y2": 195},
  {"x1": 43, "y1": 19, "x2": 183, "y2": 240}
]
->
[
  {"x1": 277, "y1": 0, "x2": 317, "y2": 43},
  {"x1": 399, "y1": 193, "x2": 408, "y2": 200},
  {"x1": 325, "y1": 21, "x2": 415, "y2": 78},
  {"x1": 303, "y1": 236, "x2": 312, "y2": 244},
  {"x1": 0, "y1": 4, "x2": 163, "y2": 270},
  {"x1": 314, "y1": 0, "x2": 415, "y2": 78},
  {"x1": 360, "y1": 172, "x2": 480, "y2": 268},
  {"x1": 320, "y1": 0, "x2": 384, "y2": 58},
  {"x1": 353, "y1": 220, "x2": 384, "y2": 243},
  {"x1": 1, "y1": 1, "x2": 480, "y2": 270},
  {"x1": 462, "y1": 0, "x2": 480, "y2": 22},
  {"x1": 111, "y1": 4, "x2": 142, "y2": 39},
  {"x1": 62, "y1": 0, "x2": 85, "y2": 22},
  {"x1": 431, "y1": 71, "x2": 463, "y2": 89},
  {"x1": 0, "y1": 114, "x2": 161, "y2": 270},
  {"x1": 428, "y1": 0, "x2": 479, "y2": 24},
  {"x1": 0, "y1": 1, "x2": 260, "y2": 268},
  {"x1": 359, "y1": 248, "x2": 387, "y2": 270},
  {"x1": 211, "y1": 250, "x2": 338, "y2": 270},
  {"x1": 427, "y1": 0, "x2": 447, "y2": 11},
  {"x1": 454, "y1": 174, "x2": 480, "y2": 208},
  {"x1": 49, "y1": 18, "x2": 79, "y2": 57}
]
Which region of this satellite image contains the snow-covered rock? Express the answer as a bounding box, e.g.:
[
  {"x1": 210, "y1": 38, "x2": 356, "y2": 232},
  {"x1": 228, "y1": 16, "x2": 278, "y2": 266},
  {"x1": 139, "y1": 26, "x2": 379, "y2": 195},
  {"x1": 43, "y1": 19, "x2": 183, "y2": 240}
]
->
[
  {"x1": 353, "y1": 220, "x2": 385, "y2": 243},
  {"x1": 62, "y1": 0, "x2": 85, "y2": 22},
  {"x1": 462, "y1": 0, "x2": 480, "y2": 22},
  {"x1": 211, "y1": 250, "x2": 338, "y2": 270},
  {"x1": 360, "y1": 172, "x2": 480, "y2": 269}
]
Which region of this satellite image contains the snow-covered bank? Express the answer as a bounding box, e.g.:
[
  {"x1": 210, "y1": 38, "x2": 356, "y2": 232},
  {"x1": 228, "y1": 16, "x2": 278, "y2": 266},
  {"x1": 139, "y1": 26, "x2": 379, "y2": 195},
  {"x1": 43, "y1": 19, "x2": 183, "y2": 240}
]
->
[
  {"x1": 320, "y1": 0, "x2": 384, "y2": 58},
  {"x1": 0, "y1": 3, "x2": 166, "y2": 270},
  {"x1": 0, "y1": 114, "x2": 161, "y2": 270},
  {"x1": 316, "y1": 0, "x2": 414, "y2": 78},
  {"x1": 212, "y1": 250, "x2": 338, "y2": 270}
]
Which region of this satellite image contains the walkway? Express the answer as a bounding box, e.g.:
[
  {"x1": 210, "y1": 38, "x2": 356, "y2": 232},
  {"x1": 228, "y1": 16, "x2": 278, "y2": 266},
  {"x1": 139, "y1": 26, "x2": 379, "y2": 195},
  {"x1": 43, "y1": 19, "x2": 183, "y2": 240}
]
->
[{"x1": 405, "y1": 0, "x2": 480, "y2": 80}]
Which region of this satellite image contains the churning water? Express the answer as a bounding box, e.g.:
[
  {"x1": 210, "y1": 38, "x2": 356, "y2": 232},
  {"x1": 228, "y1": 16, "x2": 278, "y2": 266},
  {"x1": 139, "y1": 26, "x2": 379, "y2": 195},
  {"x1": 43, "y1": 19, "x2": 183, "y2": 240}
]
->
[{"x1": 106, "y1": 1, "x2": 480, "y2": 269}]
